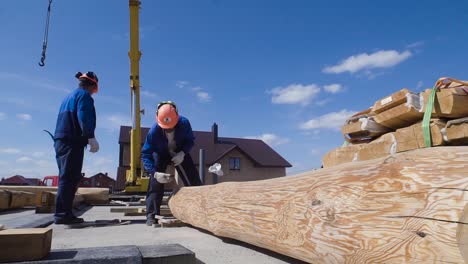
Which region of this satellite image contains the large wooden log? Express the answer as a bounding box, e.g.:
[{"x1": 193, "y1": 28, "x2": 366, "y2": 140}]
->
[{"x1": 169, "y1": 147, "x2": 468, "y2": 264}]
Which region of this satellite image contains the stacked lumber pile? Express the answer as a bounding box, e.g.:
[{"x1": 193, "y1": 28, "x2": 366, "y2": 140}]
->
[
  {"x1": 170, "y1": 147, "x2": 468, "y2": 263},
  {"x1": 0, "y1": 186, "x2": 109, "y2": 211},
  {"x1": 324, "y1": 77, "x2": 468, "y2": 168},
  {"x1": 0, "y1": 190, "x2": 35, "y2": 210}
]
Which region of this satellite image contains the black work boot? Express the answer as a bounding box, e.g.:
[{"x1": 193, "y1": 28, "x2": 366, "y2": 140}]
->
[{"x1": 146, "y1": 214, "x2": 156, "y2": 226}]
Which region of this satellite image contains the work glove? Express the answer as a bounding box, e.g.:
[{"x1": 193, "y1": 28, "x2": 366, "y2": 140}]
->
[
  {"x1": 171, "y1": 151, "x2": 185, "y2": 166},
  {"x1": 88, "y1": 138, "x2": 99, "y2": 153},
  {"x1": 155, "y1": 172, "x2": 173, "y2": 184}
]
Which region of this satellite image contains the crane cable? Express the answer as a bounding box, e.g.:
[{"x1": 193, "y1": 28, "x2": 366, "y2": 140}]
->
[{"x1": 38, "y1": 0, "x2": 53, "y2": 67}]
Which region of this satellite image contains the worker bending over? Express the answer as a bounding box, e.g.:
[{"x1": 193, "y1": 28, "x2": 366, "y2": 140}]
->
[
  {"x1": 52, "y1": 72, "x2": 100, "y2": 225},
  {"x1": 142, "y1": 101, "x2": 202, "y2": 226}
]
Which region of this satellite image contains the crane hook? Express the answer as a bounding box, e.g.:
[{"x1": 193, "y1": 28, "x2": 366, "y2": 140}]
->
[{"x1": 38, "y1": 0, "x2": 53, "y2": 67}]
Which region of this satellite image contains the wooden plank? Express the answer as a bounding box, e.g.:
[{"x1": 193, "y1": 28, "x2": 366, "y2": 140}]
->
[
  {"x1": 445, "y1": 118, "x2": 468, "y2": 145},
  {"x1": 374, "y1": 103, "x2": 423, "y2": 129},
  {"x1": 0, "y1": 190, "x2": 10, "y2": 210},
  {"x1": 0, "y1": 186, "x2": 108, "y2": 204},
  {"x1": 357, "y1": 133, "x2": 395, "y2": 161},
  {"x1": 421, "y1": 87, "x2": 468, "y2": 118},
  {"x1": 373, "y1": 88, "x2": 412, "y2": 114},
  {"x1": 394, "y1": 119, "x2": 446, "y2": 152},
  {"x1": 9, "y1": 191, "x2": 35, "y2": 209},
  {"x1": 322, "y1": 144, "x2": 364, "y2": 168},
  {"x1": 341, "y1": 117, "x2": 391, "y2": 143},
  {"x1": 110, "y1": 207, "x2": 145, "y2": 213},
  {"x1": 124, "y1": 208, "x2": 172, "y2": 217},
  {"x1": 0, "y1": 228, "x2": 52, "y2": 263},
  {"x1": 159, "y1": 218, "x2": 185, "y2": 228},
  {"x1": 169, "y1": 147, "x2": 468, "y2": 264}
]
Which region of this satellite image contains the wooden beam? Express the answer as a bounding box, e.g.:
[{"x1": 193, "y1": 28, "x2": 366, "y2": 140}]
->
[
  {"x1": 0, "y1": 228, "x2": 52, "y2": 263},
  {"x1": 0, "y1": 190, "x2": 10, "y2": 210},
  {"x1": 169, "y1": 147, "x2": 468, "y2": 264},
  {"x1": 9, "y1": 191, "x2": 35, "y2": 209},
  {"x1": 0, "y1": 186, "x2": 108, "y2": 205}
]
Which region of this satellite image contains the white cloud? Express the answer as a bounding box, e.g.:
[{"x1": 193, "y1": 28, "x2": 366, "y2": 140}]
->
[
  {"x1": 300, "y1": 109, "x2": 356, "y2": 130},
  {"x1": 32, "y1": 152, "x2": 46, "y2": 158},
  {"x1": 17, "y1": 156, "x2": 33, "y2": 163},
  {"x1": 196, "y1": 91, "x2": 211, "y2": 102},
  {"x1": 323, "y1": 50, "x2": 412, "y2": 74},
  {"x1": 176, "y1": 81, "x2": 189, "y2": 88},
  {"x1": 92, "y1": 157, "x2": 113, "y2": 166},
  {"x1": 0, "y1": 148, "x2": 21, "y2": 154},
  {"x1": 192, "y1": 87, "x2": 202, "y2": 92},
  {"x1": 270, "y1": 84, "x2": 320, "y2": 105},
  {"x1": 141, "y1": 90, "x2": 157, "y2": 98},
  {"x1": 17, "y1": 113, "x2": 32, "y2": 121},
  {"x1": 323, "y1": 84, "x2": 343, "y2": 94},
  {"x1": 406, "y1": 41, "x2": 424, "y2": 49},
  {"x1": 244, "y1": 133, "x2": 289, "y2": 146},
  {"x1": 0, "y1": 72, "x2": 70, "y2": 93},
  {"x1": 0, "y1": 112, "x2": 6, "y2": 120},
  {"x1": 100, "y1": 114, "x2": 131, "y2": 132}
]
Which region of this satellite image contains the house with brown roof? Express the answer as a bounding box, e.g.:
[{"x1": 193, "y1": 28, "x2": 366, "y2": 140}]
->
[
  {"x1": 88, "y1": 173, "x2": 116, "y2": 192},
  {"x1": 0, "y1": 175, "x2": 45, "y2": 186},
  {"x1": 116, "y1": 123, "x2": 292, "y2": 190}
]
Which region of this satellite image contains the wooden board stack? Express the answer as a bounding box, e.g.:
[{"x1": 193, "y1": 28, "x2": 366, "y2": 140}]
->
[
  {"x1": 0, "y1": 186, "x2": 108, "y2": 210},
  {"x1": 323, "y1": 77, "x2": 468, "y2": 168}
]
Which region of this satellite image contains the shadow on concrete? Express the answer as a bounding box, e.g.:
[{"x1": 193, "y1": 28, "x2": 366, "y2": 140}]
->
[
  {"x1": 190, "y1": 227, "x2": 308, "y2": 264},
  {"x1": 47, "y1": 250, "x2": 79, "y2": 260},
  {"x1": 72, "y1": 204, "x2": 93, "y2": 217},
  {"x1": 0, "y1": 207, "x2": 35, "y2": 215},
  {"x1": 196, "y1": 258, "x2": 206, "y2": 264}
]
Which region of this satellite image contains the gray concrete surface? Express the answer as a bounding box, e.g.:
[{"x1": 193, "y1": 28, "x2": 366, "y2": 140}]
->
[{"x1": 49, "y1": 206, "x2": 306, "y2": 264}]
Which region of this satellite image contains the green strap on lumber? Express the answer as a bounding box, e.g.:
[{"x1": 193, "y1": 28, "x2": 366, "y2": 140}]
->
[{"x1": 422, "y1": 86, "x2": 438, "y2": 148}]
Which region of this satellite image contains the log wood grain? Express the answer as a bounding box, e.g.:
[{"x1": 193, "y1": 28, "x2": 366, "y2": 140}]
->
[{"x1": 170, "y1": 147, "x2": 468, "y2": 264}]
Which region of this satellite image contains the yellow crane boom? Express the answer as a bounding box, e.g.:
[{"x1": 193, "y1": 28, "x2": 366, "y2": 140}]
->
[{"x1": 126, "y1": 0, "x2": 148, "y2": 192}]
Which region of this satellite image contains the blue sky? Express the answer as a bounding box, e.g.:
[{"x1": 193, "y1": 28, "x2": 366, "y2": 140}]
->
[{"x1": 0, "y1": 0, "x2": 467, "y2": 179}]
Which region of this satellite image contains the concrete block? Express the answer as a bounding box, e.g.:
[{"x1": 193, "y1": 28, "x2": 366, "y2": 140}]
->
[
  {"x1": 9, "y1": 245, "x2": 142, "y2": 264},
  {"x1": 138, "y1": 244, "x2": 196, "y2": 264}
]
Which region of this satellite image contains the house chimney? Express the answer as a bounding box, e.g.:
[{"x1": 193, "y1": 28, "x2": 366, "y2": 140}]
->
[{"x1": 212, "y1": 122, "x2": 218, "y2": 143}]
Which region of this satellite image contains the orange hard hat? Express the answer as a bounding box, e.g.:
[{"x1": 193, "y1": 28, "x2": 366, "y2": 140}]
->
[{"x1": 156, "y1": 101, "x2": 179, "y2": 129}]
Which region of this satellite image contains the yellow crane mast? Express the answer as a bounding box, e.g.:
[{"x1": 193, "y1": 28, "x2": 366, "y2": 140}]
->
[{"x1": 125, "y1": 0, "x2": 148, "y2": 192}]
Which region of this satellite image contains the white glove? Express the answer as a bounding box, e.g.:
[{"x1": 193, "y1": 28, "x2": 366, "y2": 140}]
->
[
  {"x1": 88, "y1": 138, "x2": 99, "y2": 153},
  {"x1": 155, "y1": 172, "x2": 173, "y2": 184},
  {"x1": 171, "y1": 151, "x2": 185, "y2": 166}
]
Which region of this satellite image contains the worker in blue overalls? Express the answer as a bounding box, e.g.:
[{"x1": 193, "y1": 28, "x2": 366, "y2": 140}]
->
[
  {"x1": 53, "y1": 71, "x2": 100, "y2": 225},
  {"x1": 141, "y1": 101, "x2": 202, "y2": 226}
]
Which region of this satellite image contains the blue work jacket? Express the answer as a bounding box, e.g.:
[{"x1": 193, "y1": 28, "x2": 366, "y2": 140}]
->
[
  {"x1": 141, "y1": 116, "x2": 195, "y2": 174},
  {"x1": 54, "y1": 88, "x2": 96, "y2": 145}
]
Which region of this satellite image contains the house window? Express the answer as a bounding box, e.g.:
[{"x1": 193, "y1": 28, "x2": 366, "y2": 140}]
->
[{"x1": 229, "y1": 157, "x2": 240, "y2": 170}]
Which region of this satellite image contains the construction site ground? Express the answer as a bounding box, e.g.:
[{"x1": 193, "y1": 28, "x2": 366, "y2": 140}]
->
[{"x1": 0, "y1": 205, "x2": 306, "y2": 264}]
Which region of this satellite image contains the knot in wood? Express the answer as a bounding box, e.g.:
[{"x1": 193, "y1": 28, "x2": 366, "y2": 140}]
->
[
  {"x1": 311, "y1": 199, "x2": 322, "y2": 206},
  {"x1": 416, "y1": 231, "x2": 426, "y2": 238}
]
